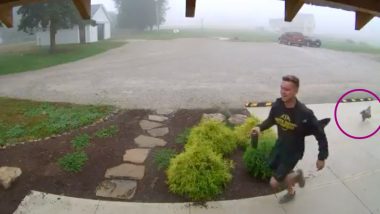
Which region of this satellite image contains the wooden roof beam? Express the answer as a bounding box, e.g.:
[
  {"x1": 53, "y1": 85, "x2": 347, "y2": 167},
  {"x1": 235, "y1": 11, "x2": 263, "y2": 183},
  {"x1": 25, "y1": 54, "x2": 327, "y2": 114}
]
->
[
  {"x1": 0, "y1": 4, "x2": 12, "y2": 27},
  {"x1": 72, "y1": 0, "x2": 91, "y2": 20},
  {"x1": 355, "y1": 11, "x2": 374, "y2": 30},
  {"x1": 320, "y1": 0, "x2": 380, "y2": 15},
  {"x1": 186, "y1": 0, "x2": 196, "y2": 17},
  {"x1": 285, "y1": 0, "x2": 304, "y2": 22}
]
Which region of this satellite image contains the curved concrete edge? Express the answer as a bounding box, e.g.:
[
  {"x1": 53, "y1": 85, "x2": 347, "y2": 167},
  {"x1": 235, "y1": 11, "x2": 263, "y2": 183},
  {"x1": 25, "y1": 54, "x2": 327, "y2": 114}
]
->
[
  {"x1": 14, "y1": 191, "x2": 283, "y2": 214},
  {"x1": 13, "y1": 102, "x2": 380, "y2": 214}
]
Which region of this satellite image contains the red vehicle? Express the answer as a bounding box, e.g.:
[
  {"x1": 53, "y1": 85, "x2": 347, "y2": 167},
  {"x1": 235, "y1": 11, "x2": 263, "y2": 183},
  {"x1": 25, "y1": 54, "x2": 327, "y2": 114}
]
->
[
  {"x1": 278, "y1": 32, "x2": 322, "y2": 48},
  {"x1": 279, "y1": 32, "x2": 305, "y2": 46}
]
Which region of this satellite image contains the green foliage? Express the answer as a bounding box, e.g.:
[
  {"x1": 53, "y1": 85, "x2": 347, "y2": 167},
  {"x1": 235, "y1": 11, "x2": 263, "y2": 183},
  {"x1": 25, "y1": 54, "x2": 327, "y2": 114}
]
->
[
  {"x1": 185, "y1": 119, "x2": 237, "y2": 156},
  {"x1": 114, "y1": 0, "x2": 168, "y2": 30},
  {"x1": 175, "y1": 128, "x2": 190, "y2": 144},
  {"x1": 17, "y1": 0, "x2": 85, "y2": 51},
  {"x1": 71, "y1": 133, "x2": 91, "y2": 150},
  {"x1": 58, "y1": 151, "x2": 88, "y2": 173},
  {"x1": 0, "y1": 97, "x2": 112, "y2": 145},
  {"x1": 234, "y1": 116, "x2": 260, "y2": 148},
  {"x1": 153, "y1": 148, "x2": 176, "y2": 170},
  {"x1": 25, "y1": 104, "x2": 108, "y2": 137},
  {"x1": 0, "y1": 41, "x2": 125, "y2": 75},
  {"x1": 243, "y1": 137, "x2": 276, "y2": 180},
  {"x1": 95, "y1": 125, "x2": 119, "y2": 138},
  {"x1": 167, "y1": 146, "x2": 233, "y2": 201},
  {"x1": 5, "y1": 125, "x2": 27, "y2": 138},
  {"x1": 234, "y1": 116, "x2": 277, "y2": 149}
]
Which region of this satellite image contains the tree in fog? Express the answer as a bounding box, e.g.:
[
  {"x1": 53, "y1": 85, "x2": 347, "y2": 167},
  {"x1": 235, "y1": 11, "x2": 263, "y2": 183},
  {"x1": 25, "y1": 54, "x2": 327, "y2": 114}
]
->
[
  {"x1": 17, "y1": 0, "x2": 89, "y2": 52},
  {"x1": 114, "y1": 0, "x2": 168, "y2": 31}
]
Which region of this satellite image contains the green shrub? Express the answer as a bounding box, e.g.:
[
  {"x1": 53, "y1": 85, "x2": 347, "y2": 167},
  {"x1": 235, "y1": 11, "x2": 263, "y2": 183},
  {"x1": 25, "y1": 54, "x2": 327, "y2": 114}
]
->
[
  {"x1": 234, "y1": 116, "x2": 260, "y2": 148},
  {"x1": 95, "y1": 125, "x2": 118, "y2": 138},
  {"x1": 154, "y1": 148, "x2": 177, "y2": 170},
  {"x1": 175, "y1": 128, "x2": 191, "y2": 144},
  {"x1": 58, "y1": 151, "x2": 88, "y2": 173},
  {"x1": 167, "y1": 146, "x2": 233, "y2": 201},
  {"x1": 234, "y1": 116, "x2": 277, "y2": 149},
  {"x1": 71, "y1": 133, "x2": 91, "y2": 150},
  {"x1": 186, "y1": 119, "x2": 237, "y2": 156},
  {"x1": 243, "y1": 137, "x2": 276, "y2": 180}
]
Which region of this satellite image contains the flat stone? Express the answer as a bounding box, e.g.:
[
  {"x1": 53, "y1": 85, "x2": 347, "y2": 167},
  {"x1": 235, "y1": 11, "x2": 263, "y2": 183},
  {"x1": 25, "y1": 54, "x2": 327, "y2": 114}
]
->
[
  {"x1": 202, "y1": 113, "x2": 226, "y2": 122},
  {"x1": 134, "y1": 135, "x2": 167, "y2": 148},
  {"x1": 123, "y1": 149, "x2": 150, "y2": 164},
  {"x1": 0, "y1": 167, "x2": 22, "y2": 189},
  {"x1": 96, "y1": 180, "x2": 137, "y2": 200},
  {"x1": 147, "y1": 127, "x2": 169, "y2": 137},
  {"x1": 139, "y1": 120, "x2": 164, "y2": 130},
  {"x1": 228, "y1": 114, "x2": 248, "y2": 125},
  {"x1": 148, "y1": 115, "x2": 169, "y2": 122},
  {"x1": 155, "y1": 109, "x2": 175, "y2": 115},
  {"x1": 105, "y1": 163, "x2": 145, "y2": 180}
]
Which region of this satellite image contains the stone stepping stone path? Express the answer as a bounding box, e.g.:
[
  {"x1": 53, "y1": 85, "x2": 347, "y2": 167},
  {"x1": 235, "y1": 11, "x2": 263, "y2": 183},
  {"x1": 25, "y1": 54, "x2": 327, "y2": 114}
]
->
[
  {"x1": 228, "y1": 114, "x2": 248, "y2": 125},
  {"x1": 123, "y1": 148, "x2": 150, "y2": 164},
  {"x1": 96, "y1": 112, "x2": 171, "y2": 200},
  {"x1": 0, "y1": 166, "x2": 22, "y2": 189},
  {"x1": 155, "y1": 109, "x2": 174, "y2": 115},
  {"x1": 202, "y1": 113, "x2": 226, "y2": 122},
  {"x1": 105, "y1": 163, "x2": 145, "y2": 180},
  {"x1": 96, "y1": 180, "x2": 137, "y2": 200},
  {"x1": 134, "y1": 135, "x2": 167, "y2": 148},
  {"x1": 148, "y1": 115, "x2": 168, "y2": 122},
  {"x1": 139, "y1": 120, "x2": 164, "y2": 130},
  {"x1": 147, "y1": 127, "x2": 169, "y2": 137}
]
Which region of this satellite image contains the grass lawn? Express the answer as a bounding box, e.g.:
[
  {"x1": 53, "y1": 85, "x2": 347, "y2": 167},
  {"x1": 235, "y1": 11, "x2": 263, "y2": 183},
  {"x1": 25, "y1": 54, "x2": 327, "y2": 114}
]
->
[
  {"x1": 321, "y1": 38, "x2": 380, "y2": 54},
  {"x1": 0, "y1": 97, "x2": 114, "y2": 146},
  {"x1": 0, "y1": 40, "x2": 125, "y2": 75}
]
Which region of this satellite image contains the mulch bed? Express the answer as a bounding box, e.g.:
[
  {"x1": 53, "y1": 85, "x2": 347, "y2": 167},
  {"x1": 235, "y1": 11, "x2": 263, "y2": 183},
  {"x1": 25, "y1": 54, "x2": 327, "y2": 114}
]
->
[{"x1": 0, "y1": 109, "x2": 272, "y2": 214}]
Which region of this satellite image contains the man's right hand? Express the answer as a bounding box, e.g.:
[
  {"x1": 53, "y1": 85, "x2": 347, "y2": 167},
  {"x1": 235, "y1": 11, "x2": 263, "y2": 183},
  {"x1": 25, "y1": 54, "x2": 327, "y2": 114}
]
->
[{"x1": 251, "y1": 127, "x2": 261, "y2": 136}]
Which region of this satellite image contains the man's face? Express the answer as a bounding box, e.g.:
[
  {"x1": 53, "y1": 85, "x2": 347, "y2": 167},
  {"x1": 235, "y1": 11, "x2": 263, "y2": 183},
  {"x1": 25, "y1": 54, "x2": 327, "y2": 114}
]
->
[{"x1": 280, "y1": 81, "x2": 298, "y2": 102}]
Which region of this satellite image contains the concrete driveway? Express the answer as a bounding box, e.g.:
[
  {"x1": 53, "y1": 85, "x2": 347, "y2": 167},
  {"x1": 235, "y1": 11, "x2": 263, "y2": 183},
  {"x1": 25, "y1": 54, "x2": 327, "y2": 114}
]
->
[{"x1": 0, "y1": 38, "x2": 379, "y2": 109}]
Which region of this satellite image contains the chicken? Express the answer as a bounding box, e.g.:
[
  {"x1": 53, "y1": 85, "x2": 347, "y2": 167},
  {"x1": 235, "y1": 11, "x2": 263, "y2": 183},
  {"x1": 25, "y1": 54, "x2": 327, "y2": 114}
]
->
[{"x1": 360, "y1": 106, "x2": 371, "y2": 122}]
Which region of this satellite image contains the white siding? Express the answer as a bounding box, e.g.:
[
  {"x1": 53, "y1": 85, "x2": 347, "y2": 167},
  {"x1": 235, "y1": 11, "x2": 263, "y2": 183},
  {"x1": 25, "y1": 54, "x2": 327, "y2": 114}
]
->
[
  {"x1": 92, "y1": 6, "x2": 111, "y2": 39},
  {"x1": 86, "y1": 25, "x2": 98, "y2": 43},
  {"x1": 104, "y1": 22, "x2": 111, "y2": 39},
  {"x1": 35, "y1": 5, "x2": 111, "y2": 45},
  {"x1": 36, "y1": 26, "x2": 80, "y2": 46}
]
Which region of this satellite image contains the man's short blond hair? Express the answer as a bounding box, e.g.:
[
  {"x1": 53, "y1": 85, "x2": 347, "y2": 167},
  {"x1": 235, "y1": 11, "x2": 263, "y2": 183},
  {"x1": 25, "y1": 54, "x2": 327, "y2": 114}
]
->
[{"x1": 282, "y1": 75, "x2": 300, "y2": 88}]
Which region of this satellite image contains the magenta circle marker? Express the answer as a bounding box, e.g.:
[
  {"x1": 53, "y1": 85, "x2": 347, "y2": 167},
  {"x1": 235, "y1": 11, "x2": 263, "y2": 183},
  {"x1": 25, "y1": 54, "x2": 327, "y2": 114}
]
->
[{"x1": 334, "y1": 89, "x2": 380, "y2": 140}]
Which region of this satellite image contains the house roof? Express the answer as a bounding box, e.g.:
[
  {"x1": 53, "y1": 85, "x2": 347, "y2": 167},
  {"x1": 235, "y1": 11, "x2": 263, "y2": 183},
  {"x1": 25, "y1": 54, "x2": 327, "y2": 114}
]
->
[
  {"x1": 90, "y1": 4, "x2": 111, "y2": 23},
  {"x1": 91, "y1": 4, "x2": 101, "y2": 17},
  {"x1": 185, "y1": 0, "x2": 380, "y2": 30}
]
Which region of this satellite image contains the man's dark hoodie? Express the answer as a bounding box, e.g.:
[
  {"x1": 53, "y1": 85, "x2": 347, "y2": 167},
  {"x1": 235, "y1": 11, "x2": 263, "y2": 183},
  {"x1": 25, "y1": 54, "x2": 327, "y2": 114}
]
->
[{"x1": 258, "y1": 98, "x2": 329, "y2": 161}]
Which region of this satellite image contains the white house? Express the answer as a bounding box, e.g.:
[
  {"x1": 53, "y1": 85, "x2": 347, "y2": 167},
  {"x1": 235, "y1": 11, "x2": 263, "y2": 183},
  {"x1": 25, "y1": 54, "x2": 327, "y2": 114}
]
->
[
  {"x1": 269, "y1": 14, "x2": 316, "y2": 35},
  {"x1": 36, "y1": 4, "x2": 111, "y2": 46}
]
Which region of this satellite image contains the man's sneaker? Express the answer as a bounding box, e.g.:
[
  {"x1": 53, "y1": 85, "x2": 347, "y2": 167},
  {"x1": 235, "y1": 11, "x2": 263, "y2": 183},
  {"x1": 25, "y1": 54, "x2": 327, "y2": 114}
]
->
[
  {"x1": 296, "y1": 169, "x2": 305, "y2": 188},
  {"x1": 278, "y1": 191, "x2": 296, "y2": 204}
]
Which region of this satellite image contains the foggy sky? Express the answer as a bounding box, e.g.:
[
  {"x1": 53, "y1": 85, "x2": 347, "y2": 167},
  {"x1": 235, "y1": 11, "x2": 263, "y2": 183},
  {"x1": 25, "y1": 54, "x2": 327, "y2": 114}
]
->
[{"x1": 92, "y1": 0, "x2": 380, "y2": 43}]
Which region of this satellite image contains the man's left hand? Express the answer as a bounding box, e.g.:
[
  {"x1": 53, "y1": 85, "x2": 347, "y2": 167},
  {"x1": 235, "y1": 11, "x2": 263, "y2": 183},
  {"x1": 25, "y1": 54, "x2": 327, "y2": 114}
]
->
[{"x1": 316, "y1": 160, "x2": 325, "y2": 171}]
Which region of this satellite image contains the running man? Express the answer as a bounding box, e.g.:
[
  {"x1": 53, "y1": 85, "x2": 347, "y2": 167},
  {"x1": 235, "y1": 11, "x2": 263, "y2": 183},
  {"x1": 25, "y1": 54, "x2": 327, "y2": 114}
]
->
[{"x1": 251, "y1": 75, "x2": 329, "y2": 203}]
